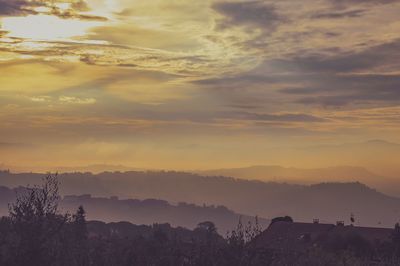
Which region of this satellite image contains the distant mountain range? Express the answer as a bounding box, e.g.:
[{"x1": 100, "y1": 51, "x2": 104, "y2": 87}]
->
[
  {"x1": 193, "y1": 139, "x2": 400, "y2": 186},
  {"x1": 1, "y1": 170, "x2": 400, "y2": 228},
  {"x1": 199, "y1": 165, "x2": 379, "y2": 183},
  {"x1": 197, "y1": 165, "x2": 400, "y2": 196},
  {"x1": 2, "y1": 139, "x2": 400, "y2": 177},
  {"x1": 0, "y1": 163, "x2": 141, "y2": 175}
]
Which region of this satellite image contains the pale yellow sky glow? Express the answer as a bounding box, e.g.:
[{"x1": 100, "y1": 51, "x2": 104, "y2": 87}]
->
[
  {"x1": 1, "y1": 0, "x2": 400, "y2": 175},
  {"x1": 2, "y1": 15, "x2": 102, "y2": 40}
]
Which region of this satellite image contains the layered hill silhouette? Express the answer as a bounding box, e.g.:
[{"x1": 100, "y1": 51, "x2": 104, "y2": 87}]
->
[
  {"x1": 199, "y1": 165, "x2": 379, "y2": 184},
  {"x1": 1, "y1": 170, "x2": 400, "y2": 227},
  {"x1": 0, "y1": 185, "x2": 267, "y2": 234},
  {"x1": 197, "y1": 165, "x2": 400, "y2": 196},
  {"x1": 295, "y1": 140, "x2": 400, "y2": 179},
  {"x1": 194, "y1": 140, "x2": 400, "y2": 194}
]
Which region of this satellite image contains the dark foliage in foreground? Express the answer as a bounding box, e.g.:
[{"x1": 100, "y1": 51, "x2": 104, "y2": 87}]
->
[{"x1": 1, "y1": 175, "x2": 400, "y2": 266}]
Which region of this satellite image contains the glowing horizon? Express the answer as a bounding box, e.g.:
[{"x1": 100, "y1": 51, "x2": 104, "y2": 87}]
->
[{"x1": 1, "y1": 0, "x2": 400, "y2": 177}]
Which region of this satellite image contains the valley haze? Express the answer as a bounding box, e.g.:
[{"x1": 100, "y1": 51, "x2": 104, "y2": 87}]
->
[{"x1": 1, "y1": 169, "x2": 399, "y2": 229}]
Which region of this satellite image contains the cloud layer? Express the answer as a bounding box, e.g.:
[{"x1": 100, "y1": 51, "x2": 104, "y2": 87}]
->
[{"x1": 1, "y1": 0, "x2": 400, "y2": 169}]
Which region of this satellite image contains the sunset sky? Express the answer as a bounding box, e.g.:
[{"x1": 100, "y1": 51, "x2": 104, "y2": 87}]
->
[{"x1": 1, "y1": 0, "x2": 400, "y2": 173}]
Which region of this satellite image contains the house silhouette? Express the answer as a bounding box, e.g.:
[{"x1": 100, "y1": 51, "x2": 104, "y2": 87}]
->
[{"x1": 254, "y1": 221, "x2": 394, "y2": 252}]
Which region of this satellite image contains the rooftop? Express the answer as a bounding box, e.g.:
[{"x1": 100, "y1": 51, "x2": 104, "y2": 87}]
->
[{"x1": 254, "y1": 221, "x2": 394, "y2": 251}]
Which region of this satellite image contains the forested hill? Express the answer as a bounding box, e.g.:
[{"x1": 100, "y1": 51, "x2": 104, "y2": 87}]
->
[{"x1": 0, "y1": 185, "x2": 267, "y2": 234}]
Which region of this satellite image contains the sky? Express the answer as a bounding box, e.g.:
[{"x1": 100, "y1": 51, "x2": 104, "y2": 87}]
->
[{"x1": 1, "y1": 0, "x2": 400, "y2": 173}]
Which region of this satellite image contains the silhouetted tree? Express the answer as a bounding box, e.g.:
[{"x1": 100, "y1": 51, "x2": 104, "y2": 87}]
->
[
  {"x1": 7, "y1": 174, "x2": 70, "y2": 266},
  {"x1": 197, "y1": 221, "x2": 217, "y2": 234},
  {"x1": 391, "y1": 222, "x2": 400, "y2": 258},
  {"x1": 269, "y1": 216, "x2": 293, "y2": 227},
  {"x1": 222, "y1": 217, "x2": 272, "y2": 266},
  {"x1": 0, "y1": 174, "x2": 93, "y2": 266},
  {"x1": 71, "y1": 206, "x2": 89, "y2": 266}
]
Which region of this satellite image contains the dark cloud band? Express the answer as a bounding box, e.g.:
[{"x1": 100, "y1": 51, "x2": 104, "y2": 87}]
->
[{"x1": 0, "y1": 0, "x2": 106, "y2": 21}]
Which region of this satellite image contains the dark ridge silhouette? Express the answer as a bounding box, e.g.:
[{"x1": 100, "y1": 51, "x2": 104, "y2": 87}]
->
[{"x1": 86, "y1": 220, "x2": 225, "y2": 243}]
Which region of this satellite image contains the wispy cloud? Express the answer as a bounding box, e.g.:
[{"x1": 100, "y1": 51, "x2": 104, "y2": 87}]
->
[
  {"x1": 59, "y1": 95, "x2": 96, "y2": 104},
  {"x1": 1, "y1": 0, "x2": 400, "y2": 168}
]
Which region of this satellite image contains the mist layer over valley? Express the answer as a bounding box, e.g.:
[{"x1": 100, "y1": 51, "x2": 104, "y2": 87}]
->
[{"x1": 1, "y1": 170, "x2": 399, "y2": 228}]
